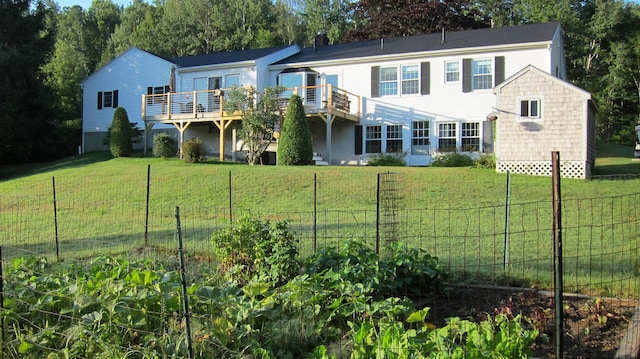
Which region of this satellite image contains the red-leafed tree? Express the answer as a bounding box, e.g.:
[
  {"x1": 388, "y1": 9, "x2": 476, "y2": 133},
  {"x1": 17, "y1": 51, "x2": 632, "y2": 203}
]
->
[{"x1": 344, "y1": 0, "x2": 487, "y2": 42}]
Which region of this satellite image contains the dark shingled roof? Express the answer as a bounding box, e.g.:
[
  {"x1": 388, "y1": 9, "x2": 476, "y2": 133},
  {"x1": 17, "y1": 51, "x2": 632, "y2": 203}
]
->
[
  {"x1": 168, "y1": 46, "x2": 292, "y2": 68},
  {"x1": 276, "y1": 22, "x2": 561, "y2": 65}
]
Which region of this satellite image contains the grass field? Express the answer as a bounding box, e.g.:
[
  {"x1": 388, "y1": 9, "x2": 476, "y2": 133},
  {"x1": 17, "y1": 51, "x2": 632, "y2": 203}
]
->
[{"x1": 1, "y1": 143, "x2": 640, "y2": 297}]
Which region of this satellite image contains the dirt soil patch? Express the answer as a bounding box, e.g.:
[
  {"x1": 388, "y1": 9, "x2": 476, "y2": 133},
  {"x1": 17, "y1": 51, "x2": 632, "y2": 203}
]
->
[{"x1": 418, "y1": 286, "x2": 637, "y2": 359}]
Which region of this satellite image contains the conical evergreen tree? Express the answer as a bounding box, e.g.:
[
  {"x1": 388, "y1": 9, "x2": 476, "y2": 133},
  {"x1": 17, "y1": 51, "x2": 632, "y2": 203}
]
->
[
  {"x1": 109, "y1": 107, "x2": 133, "y2": 157},
  {"x1": 277, "y1": 94, "x2": 313, "y2": 165}
]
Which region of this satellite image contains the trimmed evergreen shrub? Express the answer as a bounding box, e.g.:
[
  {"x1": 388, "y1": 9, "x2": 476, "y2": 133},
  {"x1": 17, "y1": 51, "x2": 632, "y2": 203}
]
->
[
  {"x1": 181, "y1": 137, "x2": 203, "y2": 163},
  {"x1": 152, "y1": 133, "x2": 176, "y2": 159},
  {"x1": 277, "y1": 94, "x2": 313, "y2": 165},
  {"x1": 109, "y1": 107, "x2": 133, "y2": 157},
  {"x1": 431, "y1": 152, "x2": 474, "y2": 167}
]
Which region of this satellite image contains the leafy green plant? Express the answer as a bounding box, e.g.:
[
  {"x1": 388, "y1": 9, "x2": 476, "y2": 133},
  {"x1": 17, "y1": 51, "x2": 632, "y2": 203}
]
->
[
  {"x1": 380, "y1": 243, "x2": 445, "y2": 297},
  {"x1": 181, "y1": 137, "x2": 204, "y2": 163},
  {"x1": 109, "y1": 107, "x2": 133, "y2": 157},
  {"x1": 474, "y1": 153, "x2": 496, "y2": 169},
  {"x1": 366, "y1": 152, "x2": 407, "y2": 166},
  {"x1": 305, "y1": 240, "x2": 445, "y2": 299},
  {"x1": 431, "y1": 152, "x2": 474, "y2": 167},
  {"x1": 211, "y1": 213, "x2": 300, "y2": 285},
  {"x1": 152, "y1": 132, "x2": 177, "y2": 159}
]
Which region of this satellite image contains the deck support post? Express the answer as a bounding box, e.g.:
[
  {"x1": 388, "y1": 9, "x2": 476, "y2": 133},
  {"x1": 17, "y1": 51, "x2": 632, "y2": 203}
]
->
[
  {"x1": 219, "y1": 118, "x2": 225, "y2": 161},
  {"x1": 325, "y1": 113, "x2": 333, "y2": 165},
  {"x1": 143, "y1": 122, "x2": 154, "y2": 157}
]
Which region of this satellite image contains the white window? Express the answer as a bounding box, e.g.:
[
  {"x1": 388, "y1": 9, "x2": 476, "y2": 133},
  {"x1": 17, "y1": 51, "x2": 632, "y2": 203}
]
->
[
  {"x1": 438, "y1": 123, "x2": 457, "y2": 152},
  {"x1": 380, "y1": 67, "x2": 398, "y2": 96},
  {"x1": 225, "y1": 74, "x2": 240, "y2": 88},
  {"x1": 401, "y1": 65, "x2": 419, "y2": 94},
  {"x1": 366, "y1": 125, "x2": 382, "y2": 153},
  {"x1": 472, "y1": 59, "x2": 492, "y2": 90},
  {"x1": 461, "y1": 122, "x2": 480, "y2": 151},
  {"x1": 445, "y1": 61, "x2": 460, "y2": 83},
  {"x1": 279, "y1": 73, "x2": 303, "y2": 98},
  {"x1": 103, "y1": 91, "x2": 114, "y2": 107},
  {"x1": 98, "y1": 90, "x2": 118, "y2": 109},
  {"x1": 412, "y1": 121, "x2": 430, "y2": 155},
  {"x1": 152, "y1": 86, "x2": 167, "y2": 104},
  {"x1": 386, "y1": 125, "x2": 403, "y2": 152},
  {"x1": 520, "y1": 98, "x2": 541, "y2": 119}
]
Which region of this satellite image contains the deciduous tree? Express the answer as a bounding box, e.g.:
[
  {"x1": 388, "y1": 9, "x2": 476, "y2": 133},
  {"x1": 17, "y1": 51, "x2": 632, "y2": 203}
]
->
[
  {"x1": 228, "y1": 86, "x2": 286, "y2": 165},
  {"x1": 344, "y1": 0, "x2": 485, "y2": 42},
  {"x1": 0, "y1": 0, "x2": 56, "y2": 163}
]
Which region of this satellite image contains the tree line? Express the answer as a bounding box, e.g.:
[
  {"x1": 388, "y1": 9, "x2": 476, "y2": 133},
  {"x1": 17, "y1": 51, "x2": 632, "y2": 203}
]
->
[{"x1": 2, "y1": 0, "x2": 640, "y2": 163}]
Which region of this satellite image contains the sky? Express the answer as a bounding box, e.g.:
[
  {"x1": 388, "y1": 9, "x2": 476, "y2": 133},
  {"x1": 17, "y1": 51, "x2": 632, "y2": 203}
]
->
[
  {"x1": 54, "y1": 0, "x2": 640, "y2": 12},
  {"x1": 55, "y1": 0, "x2": 133, "y2": 10}
]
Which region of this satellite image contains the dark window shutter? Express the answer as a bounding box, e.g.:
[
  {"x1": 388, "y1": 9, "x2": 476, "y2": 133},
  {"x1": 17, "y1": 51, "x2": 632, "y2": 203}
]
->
[
  {"x1": 97, "y1": 92, "x2": 103, "y2": 109},
  {"x1": 462, "y1": 58, "x2": 472, "y2": 93},
  {"x1": 420, "y1": 62, "x2": 430, "y2": 95},
  {"x1": 147, "y1": 87, "x2": 153, "y2": 105},
  {"x1": 482, "y1": 120, "x2": 493, "y2": 153},
  {"x1": 112, "y1": 90, "x2": 119, "y2": 108},
  {"x1": 371, "y1": 66, "x2": 380, "y2": 98},
  {"x1": 494, "y1": 56, "x2": 505, "y2": 86},
  {"x1": 164, "y1": 85, "x2": 170, "y2": 93},
  {"x1": 355, "y1": 125, "x2": 363, "y2": 155}
]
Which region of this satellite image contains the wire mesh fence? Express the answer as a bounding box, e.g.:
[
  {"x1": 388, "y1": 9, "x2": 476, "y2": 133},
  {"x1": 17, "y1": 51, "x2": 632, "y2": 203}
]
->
[{"x1": 1, "y1": 166, "x2": 639, "y2": 358}]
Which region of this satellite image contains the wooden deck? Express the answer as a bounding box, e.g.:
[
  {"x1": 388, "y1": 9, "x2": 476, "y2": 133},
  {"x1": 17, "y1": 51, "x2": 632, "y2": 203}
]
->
[
  {"x1": 142, "y1": 85, "x2": 360, "y2": 124},
  {"x1": 142, "y1": 85, "x2": 361, "y2": 160}
]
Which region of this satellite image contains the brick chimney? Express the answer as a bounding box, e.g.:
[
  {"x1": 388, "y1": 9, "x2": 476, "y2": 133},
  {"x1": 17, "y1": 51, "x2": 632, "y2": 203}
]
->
[{"x1": 314, "y1": 34, "x2": 329, "y2": 49}]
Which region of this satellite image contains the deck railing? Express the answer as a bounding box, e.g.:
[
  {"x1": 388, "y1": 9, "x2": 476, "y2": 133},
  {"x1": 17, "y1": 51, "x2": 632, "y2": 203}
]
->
[{"x1": 142, "y1": 85, "x2": 361, "y2": 120}]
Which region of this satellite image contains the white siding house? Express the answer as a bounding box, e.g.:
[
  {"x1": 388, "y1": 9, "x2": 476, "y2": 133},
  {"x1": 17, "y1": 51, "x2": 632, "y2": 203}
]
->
[
  {"x1": 82, "y1": 22, "x2": 593, "y2": 176},
  {"x1": 81, "y1": 45, "x2": 299, "y2": 154},
  {"x1": 269, "y1": 22, "x2": 567, "y2": 166},
  {"x1": 81, "y1": 48, "x2": 177, "y2": 152}
]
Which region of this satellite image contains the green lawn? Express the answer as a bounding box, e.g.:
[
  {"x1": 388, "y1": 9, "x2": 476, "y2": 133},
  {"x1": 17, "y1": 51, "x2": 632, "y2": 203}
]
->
[{"x1": 1, "y1": 146, "x2": 640, "y2": 297}]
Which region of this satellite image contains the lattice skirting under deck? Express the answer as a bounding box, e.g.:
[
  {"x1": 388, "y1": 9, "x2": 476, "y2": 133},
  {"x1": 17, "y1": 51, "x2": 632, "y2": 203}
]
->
[{"x1": 497, "y1": 160, "x2": 589, "y2": 179}]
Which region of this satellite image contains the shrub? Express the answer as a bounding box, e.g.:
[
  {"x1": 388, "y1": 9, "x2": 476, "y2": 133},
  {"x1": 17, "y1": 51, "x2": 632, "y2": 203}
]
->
[
  {"x1": 366, "y1": 152, "x2": 407, "y2": 166},
  {"x1": 474, "y1": 153, "x2": 496, "y2": 169},
  {"x1": 181, "y1": 137, "x2": 203, "y2": 163},
  {"x1": 211, "y1": 213, "x2": 299, "y2": 286},
  {"x1": 103, "y1": 122, "x2": 143, "y2": 146},
  {"x1": 109, "y1": 107, "x2": 133, "y2": 157},
  {"x1": 277, "y1": 94, "x2": 313, "y2": 165},
  {"x1": 304, "y1": 239, "x2": 445, "y2": 298},
  {"x1": 431, "y1": 152, "x2": 474, "y2": 167},
  {"x1": 152, "y1": 133, "x2": 176, "y2": 159}
]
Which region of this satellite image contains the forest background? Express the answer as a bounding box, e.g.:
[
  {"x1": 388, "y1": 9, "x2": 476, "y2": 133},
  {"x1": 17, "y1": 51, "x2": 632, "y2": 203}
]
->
[{"x1": 2, "y1": 0, "x2": 640, "y2": 164}]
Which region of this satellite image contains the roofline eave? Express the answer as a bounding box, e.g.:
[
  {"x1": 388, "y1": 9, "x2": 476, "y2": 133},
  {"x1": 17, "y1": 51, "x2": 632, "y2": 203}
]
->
[
  {"x1": 178, "y1": 60, "x2": 258, "y2": 73},
  {"x1": 270, "y1": 41, "x2": 553, "y2": 70}
]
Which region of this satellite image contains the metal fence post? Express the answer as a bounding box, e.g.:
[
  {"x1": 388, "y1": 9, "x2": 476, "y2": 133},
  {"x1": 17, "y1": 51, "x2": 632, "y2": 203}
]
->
[
  {"x1": 504, "y1": 171, "x2": 511, "y2": 271},
  {"x1": 144, "y1": 164, "x2": 150, "y2": 247},
  {"x1": 175, "y1": 207, "x2": 194, "y2": 358},
  {"x1": 52, "y1": 176, "x2": 60, "y2": 262},
  {"x1": 552, "y1": 152, "x2": 564, "y2": 359},
  {"x1": 313, "y1": 173, "x2": 317, "y2": 253},
  {"x1": 376, "y1": 173, "x2": 381, "y2": 255},
  {"x1": 0, "y1": 246, "x2": 4, "y2": 352},
  {"x1": 229, "y1": 170, "x2": 233, "y2": 223}
]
